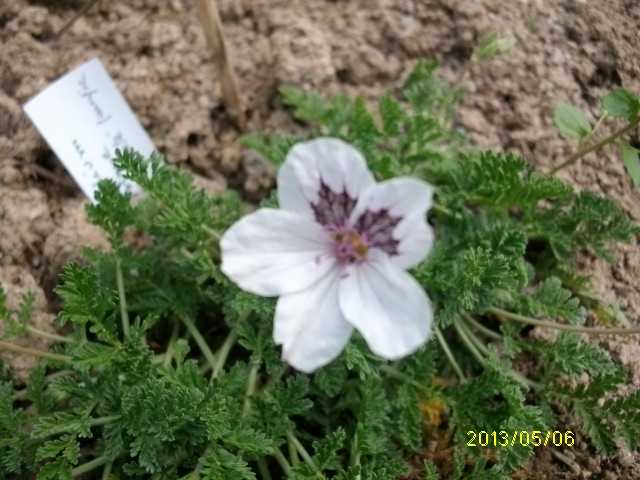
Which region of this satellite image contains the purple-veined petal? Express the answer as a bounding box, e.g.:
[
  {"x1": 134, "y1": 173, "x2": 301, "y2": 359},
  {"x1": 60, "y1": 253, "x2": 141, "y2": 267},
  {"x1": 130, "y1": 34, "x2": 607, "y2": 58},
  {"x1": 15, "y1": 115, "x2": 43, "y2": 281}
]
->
[
  {"x1": 350, "y1": 177, "x2": 434, "y2": 269},
  {"x1": 338, "y1": 251, "x2": 433, "y2": 360},
  {"x1": 275, "y1": 267, "x2": 353, "y2": 373},
  {"x1": 278, "y1": 138, "x2": 375, "y2": 219},
  {"x1": 220, "y1": 208, "x2": 335, "y2": 296}
]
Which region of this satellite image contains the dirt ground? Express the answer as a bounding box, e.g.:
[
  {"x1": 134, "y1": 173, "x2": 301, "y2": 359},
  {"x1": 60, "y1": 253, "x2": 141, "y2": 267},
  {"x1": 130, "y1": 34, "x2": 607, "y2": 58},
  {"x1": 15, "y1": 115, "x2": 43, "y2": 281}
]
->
[{"x1": 0, "y1": 0, "x2": 639, "y2": 478}]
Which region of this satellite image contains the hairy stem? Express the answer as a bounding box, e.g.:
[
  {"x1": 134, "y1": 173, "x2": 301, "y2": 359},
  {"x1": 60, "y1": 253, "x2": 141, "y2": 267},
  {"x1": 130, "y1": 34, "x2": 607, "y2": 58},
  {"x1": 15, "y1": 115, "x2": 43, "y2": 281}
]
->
[
  {"x1": 457, "y1": 319, "x2": 540, "y2": 390},
  {"x1": 44, "y1": 415, "x2": 121, "y2": 439},
  {"x1": 202, "y1": 224, "x2": 221, "y2": 241},
  {"x1": 459, "y1": 320, "x2": 490, "y2": 356},
  {"x1": 453, "y1": 319, "x2": 485, "y2": 365},
  {"x1": 380, "y1": 365, "x2": 431, "y2": 393},
  {"x1": 509, "y1": 369, "x2": 541, "y2": 391},
  {"x1": 25, "y1": 325, "x2": 73, "y2": 344},
  {"x1": 257, "y1": 458, "x2": 272, "y2": 480},
  {"x1": 242, "y1": 358, "x2": 260, "y2": 415},
  {"x1": 289, "y1": 431, "x2": 325, "y2": 479},
  {"x1": 287, "y1": 431, "x2": 300, "y2": 466},
  {"x1": 489, "y1": 306, "x2": 640, "y2": 335},
  {"x1": 0, "y1": 340, "x2": 70, "y2": 363},
  {"x1": 432, "y1": 203, "x2": 453, "y2": 217},
  {"x1": 101, "y1": 462, "x2": 113, "y2": 480},
  {"x1": 89, "y1": 415, "x2": 121, "y2": 428},
  {"x1": 463, "y1": 314, "x2": 502, "y2": 340},
  {"x1": 115, "y1": 257, "x2": 130, "y2": 338},
  {"x1": 434, "y1": 327, "x2": 466, "y2": 382},
  {"x1": 163, "y1": 322, "x2": 180, "y2": 368},
  {"x1": 273, "y1": 449, "x2": 291, "y2": 476},
  {"x1": 349, "y1": 431, "x2": 361, "y2": 468},
  {"x1": 211, "y1": 330, "x2": 238, "y2": 380},
  {"x1": 72, "y1": 456, "x2": 108, "y2": 477},
  {"x1": 181, "y1": 316, "x2": 218, "y2": 372},
  {"x1": 549, "y1": 117, "x2": 640, "y2": 175}
]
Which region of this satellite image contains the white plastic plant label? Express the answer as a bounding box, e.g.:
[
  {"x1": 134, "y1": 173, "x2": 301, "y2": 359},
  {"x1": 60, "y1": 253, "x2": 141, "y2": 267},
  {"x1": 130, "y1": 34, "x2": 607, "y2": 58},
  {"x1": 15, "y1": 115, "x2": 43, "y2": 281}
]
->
[{"x1": 23, "y1": 58, "x2": 155, "y2": 201}]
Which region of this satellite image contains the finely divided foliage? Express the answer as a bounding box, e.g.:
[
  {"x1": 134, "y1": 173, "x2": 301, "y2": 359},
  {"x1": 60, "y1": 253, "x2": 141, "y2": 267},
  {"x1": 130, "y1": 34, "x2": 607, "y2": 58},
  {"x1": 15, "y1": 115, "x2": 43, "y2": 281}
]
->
[{"x1": 1, "y1": 62, "x2": 639, "y2": 479}]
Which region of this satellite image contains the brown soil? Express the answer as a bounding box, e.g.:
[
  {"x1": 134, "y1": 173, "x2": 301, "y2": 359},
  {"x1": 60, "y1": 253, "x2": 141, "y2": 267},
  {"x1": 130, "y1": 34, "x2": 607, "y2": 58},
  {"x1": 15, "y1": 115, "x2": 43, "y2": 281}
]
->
[{"x1": 0, "y1": 0, "x2": 639, "y2": 478}]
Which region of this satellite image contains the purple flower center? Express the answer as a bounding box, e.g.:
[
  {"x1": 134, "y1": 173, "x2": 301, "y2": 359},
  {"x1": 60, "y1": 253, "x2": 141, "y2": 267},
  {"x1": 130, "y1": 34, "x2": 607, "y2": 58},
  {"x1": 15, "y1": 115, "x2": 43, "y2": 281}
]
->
[{"x1": 311, "y1": 180, "x2": 401, "y2": 264}]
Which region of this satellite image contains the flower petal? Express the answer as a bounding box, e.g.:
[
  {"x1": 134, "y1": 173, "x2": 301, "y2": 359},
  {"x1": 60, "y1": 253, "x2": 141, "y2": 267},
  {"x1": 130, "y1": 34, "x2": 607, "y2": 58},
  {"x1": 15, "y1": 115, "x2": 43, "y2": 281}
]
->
[
  {"x1": 220, "y1": 208, "x2": 335, "y2": 296},
  {"x1": 350, "y1": 178, "x2": 434, "y2": 269},
  {"x1": 278, "y1": 137, "x2": 375, "y2": 219},
  {"x1": 338, "y1": 251, "x2": 433, "y2": 360},
  {"x1": 275, "y1": 267, "x2": 353, "y2": 373}
]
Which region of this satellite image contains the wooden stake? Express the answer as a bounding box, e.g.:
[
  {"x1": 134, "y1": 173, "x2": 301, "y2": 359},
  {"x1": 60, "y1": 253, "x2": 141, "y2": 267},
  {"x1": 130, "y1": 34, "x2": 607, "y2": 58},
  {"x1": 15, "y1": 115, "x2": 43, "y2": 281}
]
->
[
  {"x1": 53, "y1": 0, "x2": 102, "y2": 40},
  {"x1": 196, "y1": 0, "x2": 247, "y2": 130}
]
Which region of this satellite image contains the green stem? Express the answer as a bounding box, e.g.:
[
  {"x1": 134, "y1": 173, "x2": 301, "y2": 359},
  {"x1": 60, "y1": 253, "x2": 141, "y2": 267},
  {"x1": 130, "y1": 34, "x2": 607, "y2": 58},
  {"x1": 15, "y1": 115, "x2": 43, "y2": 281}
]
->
[
  {"x1": 0, "y1": 339, "x2": 70, "y2": 363},
  {"x1": 380, "y1": 365, "x2": 431, "y2": 393},
  {"x1": 509, "y1": 369, "x2": 541, "y2": 391},
  {"x1": 459, "y1": 320, "x2": 490, "y2": 356},
  {"x1": 432, "y1": 203, "x2": 453, "y2": 217},
  {"x1": 460, "y1": 319, "x2": 536, "y2": 389},
  {"x1": 456, "y1": 318, "x2": 538, "y2": 390},
  {"x1": 115, "y1": 257, "x2": 130, "y2": 338},
  {"x1": 101, "y1": 461, "x2": 113, "y2": 480},
  {"x1": 181, "y1": 248, "x2": 195, "y2": 260},
  {"x1": 202, "y1": 224, "x2": 221, "y2": 241},
  {"x1": 463, "y1": 314, "x2": 502, "y2": 340},
  {"x1": 453, "y1": 319, "x2": 485, "y2": 365},
  {"x1": 211, "y1": 330, "x2": 238, "y2": 380},
  {"x1": 89, "y1": 415, "x2": 121, "y2": 428},
  {"x1": 151, "y1": 354, "x2": 165, "y2": 365},
  {"x1": 349, "y1": 431, "x2": 361, "y2": 468},
  {"x1": 549, "y1": 116, "x2": 640, "y2": 174},
  {"x1": 26, "y1": 326, "x2": 73, "y2": 344},
  {"x1": 287, "y1": 431, "x2": 300, "y2": 466},
  {"x1": 257, "y1": 364, "x2": 286, "y2": 395},
  {"x1": 163, "y1": 322, "x2": 180, "y2": 368},
  {"x1": 45, "y1": 415, "x2": 121, "y2": 439},
  {"x1": 242, "y1": 358, "x2": 260, "y2": 415},
  {"x1": 273, "y1": 449, "x2": 291, "y2": 476},
  {"x1": 489, "y1": 306, "x2": 640, "y2": 335},
  {"x1": 71, "y1": 455, "x2": 108, "y2": 477},
  {"x1": 257, "y1": 458, "x2": 272, "y2": 480},
  {"x1": 289, "y1": 432, "x2": 325, "y2": 479},
  {"x1": 181, "y1": 316, "x2": 217, "y2": 372},
  {"x1": 434, "y1": 327, "x2": 466, "y2": 382}
]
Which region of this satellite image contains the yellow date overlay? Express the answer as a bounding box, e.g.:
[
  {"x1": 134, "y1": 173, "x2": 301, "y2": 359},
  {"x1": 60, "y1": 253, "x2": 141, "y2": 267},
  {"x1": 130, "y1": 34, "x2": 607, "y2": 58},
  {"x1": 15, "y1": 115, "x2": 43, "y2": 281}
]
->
[{"x1": 466, "y1": 430, "x2": 574, "y2": 448}]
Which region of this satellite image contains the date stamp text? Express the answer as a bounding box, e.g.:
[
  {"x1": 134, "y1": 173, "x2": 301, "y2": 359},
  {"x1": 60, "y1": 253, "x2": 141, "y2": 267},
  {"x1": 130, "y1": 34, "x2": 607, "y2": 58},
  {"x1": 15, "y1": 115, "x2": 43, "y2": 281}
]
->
[{"x1": 466, "y1": 430, "x2": 575, "y2": 448}]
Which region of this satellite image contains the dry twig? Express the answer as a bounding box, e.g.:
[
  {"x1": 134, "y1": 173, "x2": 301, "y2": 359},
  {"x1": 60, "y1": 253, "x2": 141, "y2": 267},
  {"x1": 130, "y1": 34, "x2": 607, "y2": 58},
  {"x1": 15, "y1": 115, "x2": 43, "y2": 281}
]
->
[
  {"x1": 53, "y1": 0, "x2": 102, "y2": 40},
  {"x1": 196, "y1": 0, "x2": 247, "y2": 130}
]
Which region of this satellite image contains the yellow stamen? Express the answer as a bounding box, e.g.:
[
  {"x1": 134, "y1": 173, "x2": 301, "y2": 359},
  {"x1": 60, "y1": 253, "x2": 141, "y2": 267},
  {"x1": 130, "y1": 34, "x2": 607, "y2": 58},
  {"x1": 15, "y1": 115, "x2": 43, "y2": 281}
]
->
[
  {"x1": 354, "y1": 241, "x2": 368, "y2": 257},
  {"x1": 347, "y1": 231, "x2": 368, "y2": 258}
]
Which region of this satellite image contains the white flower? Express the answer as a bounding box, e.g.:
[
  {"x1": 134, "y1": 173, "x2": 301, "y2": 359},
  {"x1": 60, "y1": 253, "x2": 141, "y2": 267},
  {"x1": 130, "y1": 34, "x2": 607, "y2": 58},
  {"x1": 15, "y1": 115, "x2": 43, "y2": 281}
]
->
[{"x1": 221, "y1": 138, "x2": 434, "y2": 372}]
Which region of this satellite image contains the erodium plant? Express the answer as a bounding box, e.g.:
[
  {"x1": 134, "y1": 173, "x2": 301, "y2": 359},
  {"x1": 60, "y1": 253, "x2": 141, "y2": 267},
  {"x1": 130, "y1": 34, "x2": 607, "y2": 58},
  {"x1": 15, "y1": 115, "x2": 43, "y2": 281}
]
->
[{"x1": 1, "y1": 61, "x2": 640, "y2": 480}]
